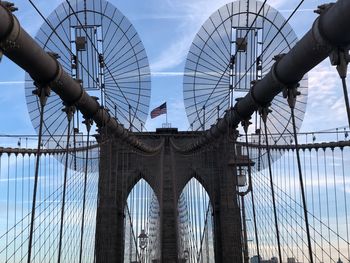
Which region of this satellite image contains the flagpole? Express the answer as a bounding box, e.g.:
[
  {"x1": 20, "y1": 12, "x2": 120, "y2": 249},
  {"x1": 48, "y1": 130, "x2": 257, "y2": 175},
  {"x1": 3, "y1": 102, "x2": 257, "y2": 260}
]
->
[{"x1": 166, "y1": 102, "x2": 168, "y2": 125}]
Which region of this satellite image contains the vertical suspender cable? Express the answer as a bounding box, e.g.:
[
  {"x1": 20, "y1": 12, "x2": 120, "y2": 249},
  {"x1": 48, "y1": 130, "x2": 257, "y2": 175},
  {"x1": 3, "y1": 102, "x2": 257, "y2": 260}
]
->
[
  {"x1": 241, "y1": 195, "x2": 249, "y2": 263},
  {"x1": 309, "y1": 148, "x2": 316, "y2": 256},
  {"x1": 129, "y1": 181, "x2": 133, "y2": 260},
  {"x1": 195, "y1": 180, "x2": 199, "y2": 256},
  {"x1": 341, "y1": 147, "x2": 350, "y2": 259},
  {"x1": 260, "y1": 107, "x2": 282, "y2": 262},
  {"x1": 21, "y1": 153, "x2": 24, "y2": 261},
  {"x1": 244, "y1": 130, "x2": 260, "y2": 262},
  {"x1": 79, "y1": 119, "x2": 92, "y2": 263},
  {"x1": 6, "y1": 154, "x2": 10, "y2": 262},
  {"x1": 57, "y1": 106, "x2": 74, "y2": 263},
  {"x1": 136, "y1": 180, "x2": 139, "y2": 260},
  {"x1": 323, "y1": 148, "x2": 331, "y2": 260},
  {"x1": 14, "y1": 153, "x2": 18, "y2": 263},
  {"x1": 289, "y1": 103, "x2": 314, "y2": 263},
  {"x1": 27, "y1": 86, "x2": 49, "y2": 263},
  {"x1": 141, "y1": 180, "x2": 144, "y2": 240},
  {"x1": 315, "y1": 149, "x2": 324, "y2": 262},
  {"x1": 340, "y1": 78, "x2": 350, "y2": 127},
  {"x1": 331, "y1": 148, "x2": 341, "y2": 258}
]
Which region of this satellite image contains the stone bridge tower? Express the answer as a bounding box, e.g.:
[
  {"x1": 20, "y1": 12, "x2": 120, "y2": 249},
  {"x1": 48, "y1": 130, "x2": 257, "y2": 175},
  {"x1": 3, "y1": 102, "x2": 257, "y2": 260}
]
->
[{"x1": 95, "y1": 128, "x2": 250, "y2": 263}]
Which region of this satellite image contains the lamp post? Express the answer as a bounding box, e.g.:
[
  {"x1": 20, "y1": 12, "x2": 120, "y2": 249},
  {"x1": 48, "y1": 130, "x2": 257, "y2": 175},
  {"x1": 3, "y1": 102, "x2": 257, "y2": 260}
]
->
[
  {"x1": 228, "y1": 152, "x2": 255, "y2": 263},
  {"x1": 138, "y1": 229, "x2": 148, "y2": 263}
]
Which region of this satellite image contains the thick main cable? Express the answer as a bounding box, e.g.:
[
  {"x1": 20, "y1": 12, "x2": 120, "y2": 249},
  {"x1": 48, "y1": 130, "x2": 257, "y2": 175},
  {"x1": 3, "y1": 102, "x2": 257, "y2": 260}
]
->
[
  {"x1": 0, "y1": 3, "x2": 160, "y2": 153},
  {"x1": 178, "y1": 0, "x2": 350, "y2": 152}
]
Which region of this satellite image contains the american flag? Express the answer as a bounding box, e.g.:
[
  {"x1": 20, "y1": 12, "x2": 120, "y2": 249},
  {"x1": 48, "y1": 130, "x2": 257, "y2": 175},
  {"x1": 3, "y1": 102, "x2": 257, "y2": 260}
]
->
[{"x1": 150, "y1": 102, "x2": 167, "y2": 119}]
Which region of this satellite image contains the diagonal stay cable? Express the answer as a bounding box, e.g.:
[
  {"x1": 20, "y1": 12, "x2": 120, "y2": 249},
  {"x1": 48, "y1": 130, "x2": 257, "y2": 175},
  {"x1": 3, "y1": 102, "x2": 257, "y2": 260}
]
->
[
  {"x1": 189, "y1": 0, "x2": 269, "y2": 129},
  {"x1": 27, "y1": 0, "x2": 153, "y2": 135},
  {"x1": 199, "y1": 0, "x2": 305, "y2": 131},
  {"x1": 27, "y1": 0, "x2": 101, "y2": 90},
  {"x1": 64, "y1": 0, "x2": 147, "y2": 128},
  {"x1": 232, "y1": 0, "x2": 305, "y2": 93}
]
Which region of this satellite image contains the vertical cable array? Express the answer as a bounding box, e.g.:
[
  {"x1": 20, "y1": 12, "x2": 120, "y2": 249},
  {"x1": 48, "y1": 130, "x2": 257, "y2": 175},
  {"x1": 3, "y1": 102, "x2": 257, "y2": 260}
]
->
[
  {"x1": 0, "y1": 134, "x2": 100, "y2": 263},
  {"x1": 244, "y1": 136, "x2": 350, "y2": 262}
]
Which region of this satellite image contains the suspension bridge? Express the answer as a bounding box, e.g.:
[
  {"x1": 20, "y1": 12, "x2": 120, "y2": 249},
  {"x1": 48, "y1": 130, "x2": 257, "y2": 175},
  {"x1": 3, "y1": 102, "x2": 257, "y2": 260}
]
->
[{"x1": 0, "y1": 0, "x2": 350, "y2": 262}]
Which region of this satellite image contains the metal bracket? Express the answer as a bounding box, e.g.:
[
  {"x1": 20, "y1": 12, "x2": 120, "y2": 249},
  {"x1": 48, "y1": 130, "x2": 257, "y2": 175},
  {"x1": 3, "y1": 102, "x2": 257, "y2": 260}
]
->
[
  {"x1": 62, "y1": 105, "x2": 76, "y2": 122},
  {"x1": 32, "y1": 84, "x2": 51, "y2": 107},
  {"x1": 271, "y1": 59, "x2": 285, "y2": 85},
  {"x1": 273, "y1": 53, "x2": 286, "y2": 62},
  {"x1": 258, "y1": 104, "x2": 272, "y2": 124},
  {"x1": 251, "y1": 54, "x2": 288, "y2": 110},
  {"x1": 47, "y1": 52, "x2": 60, "y2": 60},
  {"x1": 82, "y1": 117, "x2": 94, "y2": 132},
  {"x1": 283, "y1": 84, "x2": 301, "y2": 109},
  {"x1": 271, "y1": 54, "x2": 287, "y2": 88},
  {"x1": 46, "y1": 52, "x2": 63, "y2": 85},
  {"x1": 241, "y1": 118, "x2": 252, "y2": 134},
  {"x1": 311, "y1": 17, "x2": 333, "y2": 54},
  {"x1": 0, "y1": 39, "x2": 19, "y2": 51},
  {"x1": 0, "y1": 10, "x2": 20, "y2": 52},
  {"x1": 0, "y1": 1, "x2": 18, "y2": 12},
  {"x1": 312, "y1": 3, "x2": 334, "y2": 53},
  {"x1": 271, "y1": 53, "x2": 302, "y2": 109},
  {"x1": 329, "y1": 48, "x2": 350, "y2": 78},
  {"x1": 314, "y1": 3, "x2": 335, "y2": 15}
]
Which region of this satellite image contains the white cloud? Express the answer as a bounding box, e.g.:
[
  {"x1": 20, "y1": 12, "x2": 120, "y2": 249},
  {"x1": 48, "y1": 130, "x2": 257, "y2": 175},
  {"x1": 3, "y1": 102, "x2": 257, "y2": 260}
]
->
[
  {"x1": 269, "y1": 0, "x2": 292, "y2": 9},
  {"x1": 149, "y1": 0, "x2": 236, "y2": 71},
  {"x1": 151, "y1": 72, "x2": 184, "y2": 77},
  {"x1": 0, "y1": 81, "x2": 26, "y2": 85},
  {"x1": 149, "y1": 0, "x2": 292, "y2": 72},
  {"x1": 150, "y1": 34, "x2": 194, "y2": 72},
  {"x1": 278, "y1": 8, "x2": 315, "y2": 13},
  {"x1": 300, "y1": 62, "x2": 348, "y2": 132}
]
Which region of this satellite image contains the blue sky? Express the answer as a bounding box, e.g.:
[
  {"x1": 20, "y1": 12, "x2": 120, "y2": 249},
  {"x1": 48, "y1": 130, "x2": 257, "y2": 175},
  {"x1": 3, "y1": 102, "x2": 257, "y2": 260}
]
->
[
  {"x1": 0, "y1": 0, "x2": 348, "y2": 135},
  {"x1": 0, "y1": 1, "x2": 350, "y2": 261}
]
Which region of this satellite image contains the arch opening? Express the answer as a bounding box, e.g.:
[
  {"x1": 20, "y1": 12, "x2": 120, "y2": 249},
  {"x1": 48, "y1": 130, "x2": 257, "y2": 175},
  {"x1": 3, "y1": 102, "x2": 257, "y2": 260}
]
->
[
  {"x1": 124, "y1": 178, "x2": 160, "y2": 262},
  {"x1": 178, "y1": 177, "x2": 215, "y2": 262}
]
